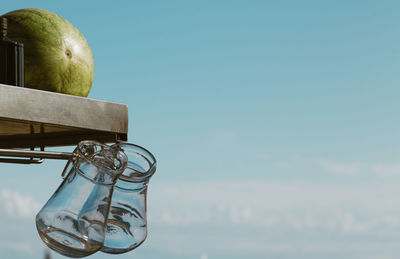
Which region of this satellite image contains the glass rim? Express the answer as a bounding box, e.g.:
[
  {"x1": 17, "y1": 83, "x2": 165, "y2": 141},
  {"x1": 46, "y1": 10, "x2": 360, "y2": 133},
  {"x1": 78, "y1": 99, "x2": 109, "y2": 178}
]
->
[
  {"x1": 76, "y1": 140, "x2": 128, "y2": 173},
  {"x1": 111, "y1": 142, "x2": 157, "y2": 182}
]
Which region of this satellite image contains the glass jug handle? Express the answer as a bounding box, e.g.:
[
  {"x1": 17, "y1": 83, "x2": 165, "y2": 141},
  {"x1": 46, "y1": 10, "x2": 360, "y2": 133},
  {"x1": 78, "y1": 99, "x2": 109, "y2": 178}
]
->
[{"x1": 61, "y1": 147, "x2": 77, "y2": 179}]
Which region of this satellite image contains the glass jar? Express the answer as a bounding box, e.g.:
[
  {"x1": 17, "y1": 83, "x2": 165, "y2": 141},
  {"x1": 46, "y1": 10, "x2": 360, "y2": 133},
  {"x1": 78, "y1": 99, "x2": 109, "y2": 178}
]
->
[
  {"x1": 35, "y1": 140, "x2": 128, "y2": 258},
  {"x1": 101, "y1": 143, "x2": 156, "y2": 254}
]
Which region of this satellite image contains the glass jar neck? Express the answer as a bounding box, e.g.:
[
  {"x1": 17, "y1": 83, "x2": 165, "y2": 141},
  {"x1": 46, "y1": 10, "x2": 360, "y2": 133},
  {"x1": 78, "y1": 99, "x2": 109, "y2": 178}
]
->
[
  {"x1": 115, "y1": 178, "x2": 149, "y2": 191},
  {"x1": 74, "y1": 159, "x2": 120, "y2": 185},
  {"x1": 72, "y1": 140, "x2": 128, "y2": 185}
]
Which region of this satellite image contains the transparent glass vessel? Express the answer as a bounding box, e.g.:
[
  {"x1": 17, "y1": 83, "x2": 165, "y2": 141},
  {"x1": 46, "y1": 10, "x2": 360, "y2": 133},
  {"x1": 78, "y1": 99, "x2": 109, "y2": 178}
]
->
[
  {"x1": 35, "y1": 140, "x2": 128, "y2": 258},
  {"x1": 101, "y1": 143, "x2": 156, "y2": 254}
]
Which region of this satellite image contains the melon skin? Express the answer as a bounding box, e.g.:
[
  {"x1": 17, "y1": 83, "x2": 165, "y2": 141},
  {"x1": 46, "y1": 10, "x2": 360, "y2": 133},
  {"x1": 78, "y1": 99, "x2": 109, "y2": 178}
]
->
[{"x1": 2, "y1": 8, "x2": 94, "y2": 97}]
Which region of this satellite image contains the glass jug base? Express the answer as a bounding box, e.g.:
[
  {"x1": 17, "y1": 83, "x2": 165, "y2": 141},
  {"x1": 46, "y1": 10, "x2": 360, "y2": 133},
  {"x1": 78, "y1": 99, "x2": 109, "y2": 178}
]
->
[
  {"x1": 101, "y1": 219, "x2": 145, "y2": 254},
  {"x1": 37, "y1": 226, "x2": 102, "y2": 258}
]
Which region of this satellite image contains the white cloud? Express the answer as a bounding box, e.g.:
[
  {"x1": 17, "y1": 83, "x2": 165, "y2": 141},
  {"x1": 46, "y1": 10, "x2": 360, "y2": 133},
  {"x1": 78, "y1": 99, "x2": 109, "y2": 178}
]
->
[
  {"x1": 371, "y1": 164, "x2": 400, "y2": 177},
  {"x1": 2, "y1": 179, "x2": 400, "y2": 258},
  {"x1": 317, "y1": 159, "x2": 362, "y2": 176},
  {"x1": 315, "y1": 158, "x2": 400, "y2": 180},
  {"x1": 145, "y1": 180, "x2": 400, "y2": 257},
  {"x1": 0, "y1": 189, "x2": 41, "y2": 220}
]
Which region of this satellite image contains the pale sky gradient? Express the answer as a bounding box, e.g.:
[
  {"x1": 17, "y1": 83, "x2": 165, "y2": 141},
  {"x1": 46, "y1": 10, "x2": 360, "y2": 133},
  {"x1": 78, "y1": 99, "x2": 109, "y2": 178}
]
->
[{"x1": 2, "y1": 1, "x2": 400, "y2": 258}]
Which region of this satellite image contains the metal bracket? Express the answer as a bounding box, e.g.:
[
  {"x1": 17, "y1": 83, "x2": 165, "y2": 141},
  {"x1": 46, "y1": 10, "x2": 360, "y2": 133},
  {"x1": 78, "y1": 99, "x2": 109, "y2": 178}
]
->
[
  {"x1": 0, "y1": 148, "x2": 76, "y2": 163},
  {"x1": 27, "y1": 123, "x2": 45, "y2": 164},
  {"x1": 0, "y1": 132, "x2": 122, "y2": 164},
  {"x1": 0, "y1": 123, "x2": 75, "y2": 164}
]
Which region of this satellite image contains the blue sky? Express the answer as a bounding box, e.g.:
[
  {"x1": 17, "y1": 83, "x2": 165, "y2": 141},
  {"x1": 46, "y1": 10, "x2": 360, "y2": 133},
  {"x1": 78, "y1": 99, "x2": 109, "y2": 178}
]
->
[{"x1": 2, "y1": 1, "x2": 400, "y2": 258}]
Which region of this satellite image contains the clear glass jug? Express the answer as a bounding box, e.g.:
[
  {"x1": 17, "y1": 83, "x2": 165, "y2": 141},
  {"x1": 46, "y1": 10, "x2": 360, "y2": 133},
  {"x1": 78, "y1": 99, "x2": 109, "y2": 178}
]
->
[
  {"x1": 35, "y1": 140, "x2": 128, "y2": 258},
  {"x1": 101, "y1": 143, "x2": 156, "y2": 254}
]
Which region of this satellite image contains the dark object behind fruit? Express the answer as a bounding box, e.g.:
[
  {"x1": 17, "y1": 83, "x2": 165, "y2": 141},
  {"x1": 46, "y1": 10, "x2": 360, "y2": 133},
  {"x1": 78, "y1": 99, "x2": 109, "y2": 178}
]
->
[{"x1": 0, "y1": 17, "x2": 24, "y2": 87}]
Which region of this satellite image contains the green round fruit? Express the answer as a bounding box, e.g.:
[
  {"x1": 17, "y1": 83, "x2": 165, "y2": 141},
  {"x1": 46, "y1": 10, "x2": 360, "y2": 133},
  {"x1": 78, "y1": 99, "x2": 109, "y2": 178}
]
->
[{"x1": 2, "y1": 8, "x2": 94, "y2": 97}]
